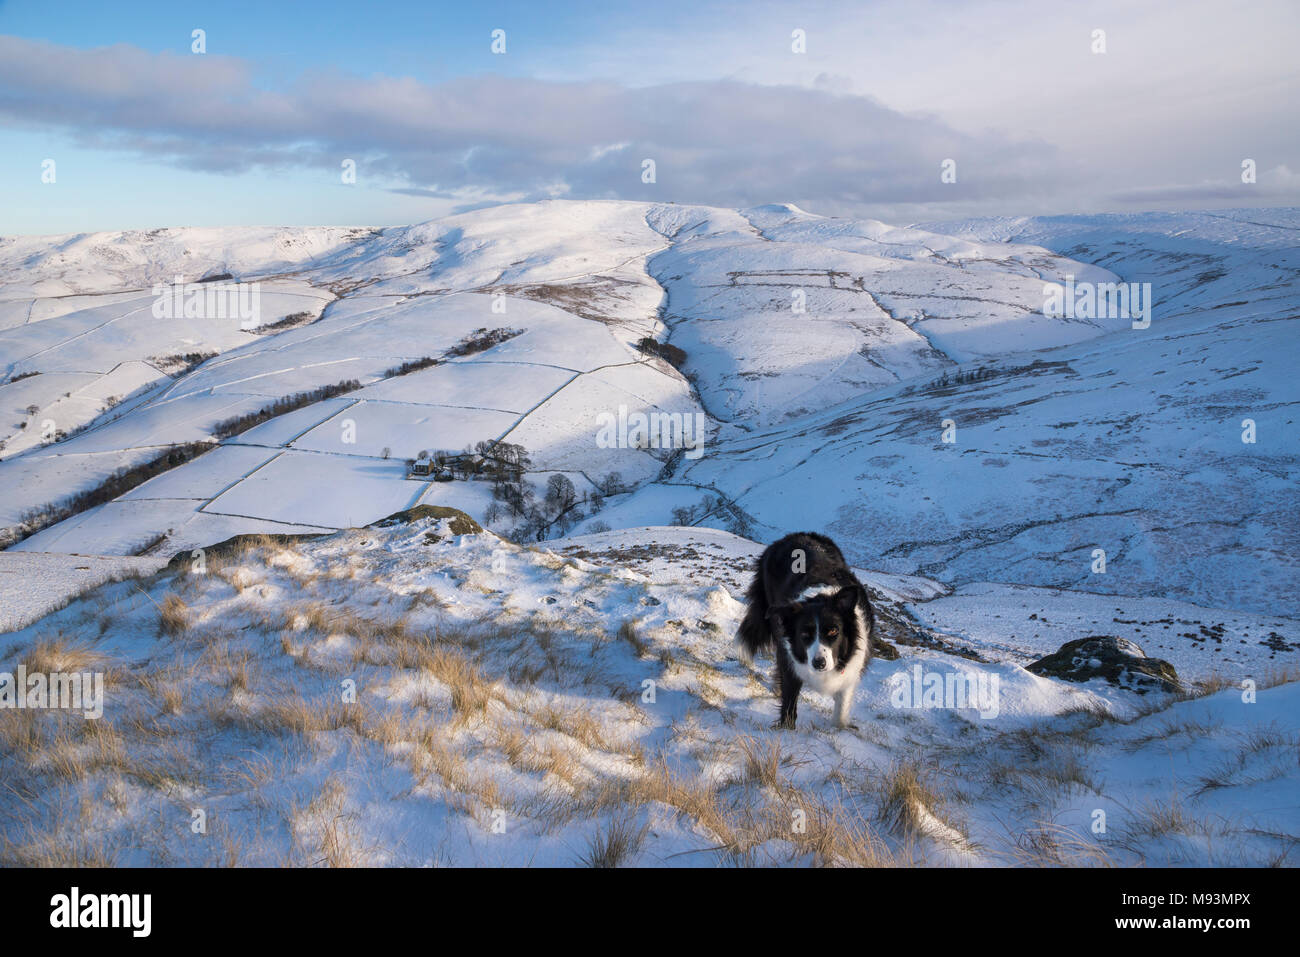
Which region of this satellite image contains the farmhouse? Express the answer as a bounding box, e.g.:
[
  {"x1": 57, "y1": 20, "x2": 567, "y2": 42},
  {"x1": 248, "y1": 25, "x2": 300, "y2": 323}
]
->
[{"x1": 407, "y1": 451, "x2": 462, "y2": 481}]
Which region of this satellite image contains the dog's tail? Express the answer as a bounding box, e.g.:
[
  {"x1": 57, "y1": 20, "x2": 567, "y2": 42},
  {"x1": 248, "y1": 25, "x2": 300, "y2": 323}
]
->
[{"x1": 734, "y1": 564, "x2": 772, "y2": 664}]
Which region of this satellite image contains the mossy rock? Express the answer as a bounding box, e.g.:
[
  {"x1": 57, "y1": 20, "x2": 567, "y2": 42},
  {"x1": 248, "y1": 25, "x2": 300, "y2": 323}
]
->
[
  {"x1": 369, "y1": 505, "x2": 483, "y2": 537},
  {"x1": 1027, "y1": 635, "x2": 1181, "y2": 694},
  {"x1": 163, "y1": 532, "x2": 327, "y2": 572}
]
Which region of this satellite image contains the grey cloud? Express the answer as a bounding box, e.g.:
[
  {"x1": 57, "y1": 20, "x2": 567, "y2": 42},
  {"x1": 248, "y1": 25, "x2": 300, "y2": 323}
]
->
[{"x1": 0, "y1": 36, "x2": 1070, "y2": 216}]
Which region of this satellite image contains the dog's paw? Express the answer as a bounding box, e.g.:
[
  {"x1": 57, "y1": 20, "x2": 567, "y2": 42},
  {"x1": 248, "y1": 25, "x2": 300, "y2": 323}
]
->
[
  {"x1": 772, "y1": 717, "x2": 797, "y2": 731},
  {"x1": 838, "y1": 722, "x2": 861, "y2": 732}
]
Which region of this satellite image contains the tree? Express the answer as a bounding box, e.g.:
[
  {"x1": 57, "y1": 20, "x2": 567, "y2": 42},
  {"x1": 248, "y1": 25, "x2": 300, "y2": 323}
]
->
[
  {"x1": 499, "y1": 482, "x2": 533, "y2": 519},
  {"x1": 725, "y1": 509, "x2": 754, "y2": 538},
  {"x1": 545, "y1": 474, "x2": 578, "y2": 516}
]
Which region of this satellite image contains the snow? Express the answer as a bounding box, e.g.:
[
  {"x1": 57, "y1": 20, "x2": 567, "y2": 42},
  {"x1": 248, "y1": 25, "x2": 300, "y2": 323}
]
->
[
  {"x1": 1, "y1": 520, "x2": 1292, "y2": 866},
  {"x1": 909, "y1": 581, "x2": 1299, "y2": 683},
  {"x1": 288, "y1": 402, "x2": 518, "y2": 459},
  {"x1": 116, "y1": 444, "x2": 282, "y2": 501},
  {"x1": 200, "y1": 451, "x2": 425, "y2": 530},
  {"x1": 0, "y1": 200, "x2": 1296, "y2": 866},
  {"x1": 0, "y1": 550, "x2": 165, "y2": 632}
]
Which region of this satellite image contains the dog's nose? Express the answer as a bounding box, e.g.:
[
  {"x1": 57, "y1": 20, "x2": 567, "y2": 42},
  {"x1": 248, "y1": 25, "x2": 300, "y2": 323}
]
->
[{"x1": 813, "y1": 656, "x2": 827, "y2": 671}]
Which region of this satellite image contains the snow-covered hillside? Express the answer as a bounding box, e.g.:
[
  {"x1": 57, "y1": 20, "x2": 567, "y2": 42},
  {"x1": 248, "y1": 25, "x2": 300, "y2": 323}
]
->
[
  {"x1": 1, "y1": 199, "x2": 1296, "y2": 644},
  {"x1": 2, "y1": 517, "x2": 1295, "y2": 866},
  {"x1": 7, "y1": 201, "x2": 1291, "y2": 625},
  {"x1": 1, "y1": 201, "x2": 1296, "y2": 866}
]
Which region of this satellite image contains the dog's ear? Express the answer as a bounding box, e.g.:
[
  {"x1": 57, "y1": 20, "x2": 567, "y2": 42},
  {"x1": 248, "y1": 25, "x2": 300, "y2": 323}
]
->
[{"x1": 833, "y1": 586, "x2": 861, "y2": 615}]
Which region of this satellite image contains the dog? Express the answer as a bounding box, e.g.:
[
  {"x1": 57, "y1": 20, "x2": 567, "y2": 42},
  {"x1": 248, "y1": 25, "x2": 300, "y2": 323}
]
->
[{"x1": 735, "y1": 532, "x2": 874, "y2": 729}]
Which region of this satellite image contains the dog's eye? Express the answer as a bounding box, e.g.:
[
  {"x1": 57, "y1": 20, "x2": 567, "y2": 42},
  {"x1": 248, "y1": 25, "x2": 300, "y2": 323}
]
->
[{"x1": 826, "y1": 628, "x2": 839, "y2": 637}]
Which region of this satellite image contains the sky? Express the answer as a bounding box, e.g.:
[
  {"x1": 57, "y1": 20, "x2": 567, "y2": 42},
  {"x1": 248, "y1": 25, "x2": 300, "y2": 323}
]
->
[{"x1": 0, "y1": 0, "x2": 1296, "y2": 235}]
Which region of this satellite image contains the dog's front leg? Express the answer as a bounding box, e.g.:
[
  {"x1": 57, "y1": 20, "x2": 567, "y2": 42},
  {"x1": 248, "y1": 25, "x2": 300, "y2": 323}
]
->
[
  {"x1": 775, "y1": 662, "x2": 801, "y2": 730},
  {"x1": 832, "y1": 686, "x2": 857, "y2": 730}
]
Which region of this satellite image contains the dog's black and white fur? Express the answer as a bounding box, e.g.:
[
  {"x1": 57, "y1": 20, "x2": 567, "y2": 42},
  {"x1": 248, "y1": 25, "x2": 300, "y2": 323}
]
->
[{"x1": 736, "y1": 532, "x2": 873, "y2": 729}]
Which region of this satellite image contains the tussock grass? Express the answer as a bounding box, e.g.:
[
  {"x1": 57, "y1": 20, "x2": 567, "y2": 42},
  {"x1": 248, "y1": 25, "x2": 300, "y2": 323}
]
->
[
  {"x1": 273, "y1": 605, "x2": 498, "y2": 721},
  {"x1": 570, "y1": 756, "x2": 906, "y2": 866},
  {"x1": 407, "y1": 587, "x2": 450, "y2": 612},
  {"x1": 429, "y1": 648, "x2": 495, "y2": 721},
  {"x1": 1126, "y1": 794, "x2": 1207, "y2": 840},
  {"x1": 529, "y1": 699, "x2": 609, "y2": 750},
  {"x1": 617, "y1": 619, "x2": 649, "y2": 657},
  {"x1": 877, "y1": 759, "x2": 943, "y2": 834},
  {"x1": 409, "y1": 724, "x2": 470, "y2": 790},
  {"x1": 597, "y1": 757, "x2": 738, "y2": 851},
  {"x1": 1189, "y1": 671, "x2": 1237, "y2": 697},
  {"x1": 199, "y1": 640, "x2": 255, "y2": 693},
  {"x1": 1055, "y1": 698, "x2": 1116, "y2": 729},
  {"x1": 1124, "y1": 715, "x2": 1224, "y2": 752},
  {"x1": 158, "y1": 593, "x2": 189, "y2": 636},
  {"x1": 580, "y1": 813, "x2": 648, "y2": 867},
  {"x1": 1005, "y1": 820, "x2": 1114, "y2": 867},
  {"x1": 735, "y1": 735, "x2": 792, "y2": 795},
  {"x1": 0, "y1": 709, "x2": 44, "y2": 755},
  {"x1": 1192, "y1": 725, "x2": 1299, "y2": 796},
  {"x1": 20, "y1": 638, "x2": 107, "y2": 676},
  {"x1": 787, "y1": 799, "x2": 902, "y2": 868},
  {"x1": 295, "y1": 775, "x2": 367, "y2": 868},
  {"x1": 249, "y1": 697, "x2": 371, "y2": 736},
  {"x1": 490, "y1": 722, "x2": 529, "y2": 765},
  {"x1": 0, "y1": 808, "x2": 121, "y2": 867},
  {"x1": 520, "y1": 740, "x2": 587, "y2": 790}
]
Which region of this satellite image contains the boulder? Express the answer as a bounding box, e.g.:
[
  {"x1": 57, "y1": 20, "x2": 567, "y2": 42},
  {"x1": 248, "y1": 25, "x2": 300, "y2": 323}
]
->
[
  {"x1": 163, "y1": 531, "x2": 326, "y2": 571},
  {"x1": 369, "y1": 505, "x2": 483, "y2": 537},
  {"x1": 1027, "y1": 635, "x2": 1181, "y2": 694}
]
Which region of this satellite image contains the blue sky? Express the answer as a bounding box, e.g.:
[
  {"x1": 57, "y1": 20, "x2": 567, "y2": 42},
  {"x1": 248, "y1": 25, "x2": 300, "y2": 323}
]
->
[
  {"x1": 1, "y1": 0, "x2": 1297, "y2": 235},
  {"x1": 0, "y1": 0, "x2": 610, "y2": 81}
]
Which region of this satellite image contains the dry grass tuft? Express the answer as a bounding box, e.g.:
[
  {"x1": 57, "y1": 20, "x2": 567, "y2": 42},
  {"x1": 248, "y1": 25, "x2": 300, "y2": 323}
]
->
[
  {"x1": 617, "y1": 619, "x2": 649, "y2": 657},
  {"x1": 158, "y1": 593, "x2": 190, "y2": 636},
  {"x1": 580, "y1": 813, "x2": 648, "y2": 867},
  {"x1": 250, "y1": 696, "x2": 370, "y2": 736},
  {"x1": 1005, "y1": 819, "x2": 1114, "y2": 867},
  {"x1": 529, "y1": 700, "x2": 609, "y2": 750},
  {"x1": 735, "y1": 735, "x2": 791, "y2": 795},
  {"x1": 20, "y1": 638, "x2": 106, "y2": 676},
  {"x1": 877, "y1": 759, "x2": 942, "y2": 834}
]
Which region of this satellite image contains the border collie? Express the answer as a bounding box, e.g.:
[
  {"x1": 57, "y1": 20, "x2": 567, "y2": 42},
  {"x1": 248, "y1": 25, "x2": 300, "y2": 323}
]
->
[{"x1": 735, "y1": 532, "x2": 873, "y2": 729}]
